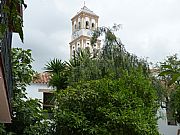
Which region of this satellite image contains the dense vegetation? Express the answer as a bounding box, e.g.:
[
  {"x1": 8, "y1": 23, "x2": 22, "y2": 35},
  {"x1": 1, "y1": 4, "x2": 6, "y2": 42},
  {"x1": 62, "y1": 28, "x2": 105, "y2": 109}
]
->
[
  {"x1": 0, "y1": 0, "x2": 27, "y2": 42},
  {"x1": 2, "y1": 26, "x2": 177, "y2": 134},
  {"x1": 0, "y1": 48, "x2": 51, "y2": 135},
  {"x1": 54, "y1": 76, "x2": 159, "y2": 134},
  {"x1": 47, "y1": 26, "x2": 160, "y2": 135},
  {"x1": 158, "y1": 54, "x2": 180, "y2": 123}
]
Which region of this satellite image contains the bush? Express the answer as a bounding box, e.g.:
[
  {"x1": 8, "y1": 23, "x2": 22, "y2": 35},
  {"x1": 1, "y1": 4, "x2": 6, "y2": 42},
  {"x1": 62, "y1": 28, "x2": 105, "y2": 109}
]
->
[{"x1": 53, "y1": 71, "x2": 159, "y2": 135}]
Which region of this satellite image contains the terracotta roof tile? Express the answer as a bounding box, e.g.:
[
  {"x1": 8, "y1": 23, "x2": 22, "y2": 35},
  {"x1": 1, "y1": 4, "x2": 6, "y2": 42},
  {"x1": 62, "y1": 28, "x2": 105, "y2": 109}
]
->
[{"x1": 32, "y1": 72, "x2": 51, "y2": 84}]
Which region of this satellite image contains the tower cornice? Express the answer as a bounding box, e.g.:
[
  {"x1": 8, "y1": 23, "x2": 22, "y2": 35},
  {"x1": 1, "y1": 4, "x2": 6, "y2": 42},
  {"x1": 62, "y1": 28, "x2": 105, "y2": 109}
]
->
[{"x1": 71, "y1": 6, "x2": 99, "y2": 21}]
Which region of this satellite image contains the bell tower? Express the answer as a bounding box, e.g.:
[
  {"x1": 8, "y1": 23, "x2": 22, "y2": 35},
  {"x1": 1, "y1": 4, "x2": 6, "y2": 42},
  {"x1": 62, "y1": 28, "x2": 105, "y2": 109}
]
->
[{"x1": 69, "y1": 4, "x2": 101, "y2": 58}]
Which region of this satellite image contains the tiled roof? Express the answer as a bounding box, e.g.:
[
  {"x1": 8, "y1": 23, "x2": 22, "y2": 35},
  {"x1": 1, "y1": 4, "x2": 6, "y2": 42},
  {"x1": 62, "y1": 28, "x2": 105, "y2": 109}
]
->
[
  {"x1": 78, "y1": 6, "x2": 98, "y2": 16},
  {"x1": 150, "y1": 68, "x2": 160, "y2": 73},
  {"x1": 32, "y1": 72, "x2": 51, "y2": 84}
]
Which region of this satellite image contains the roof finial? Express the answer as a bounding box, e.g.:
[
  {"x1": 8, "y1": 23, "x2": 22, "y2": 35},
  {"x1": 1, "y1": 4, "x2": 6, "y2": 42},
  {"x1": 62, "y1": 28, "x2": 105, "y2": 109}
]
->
[{"x1": 84, "y1": 1, "x2": 86, "y2": 7}]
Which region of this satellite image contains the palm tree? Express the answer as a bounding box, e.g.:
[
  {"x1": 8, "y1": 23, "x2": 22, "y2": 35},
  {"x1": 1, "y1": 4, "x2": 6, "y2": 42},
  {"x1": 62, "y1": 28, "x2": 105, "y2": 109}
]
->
[
  {"x1": 45, "y1": 59, "x2": 65, "y2": 74},
  {"x1": 44, "y1": 58, "x2": 68, "y2": 90}
]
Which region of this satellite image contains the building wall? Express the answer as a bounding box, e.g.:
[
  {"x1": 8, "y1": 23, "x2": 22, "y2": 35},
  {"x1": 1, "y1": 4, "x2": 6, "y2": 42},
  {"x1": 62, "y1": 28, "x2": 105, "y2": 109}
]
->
[
  {"x1": 158, "y1": 107, "x2": 179, "y2": 135},
  {"x1": 26, "y1": 83, "x2": 49, "y2": 101}
]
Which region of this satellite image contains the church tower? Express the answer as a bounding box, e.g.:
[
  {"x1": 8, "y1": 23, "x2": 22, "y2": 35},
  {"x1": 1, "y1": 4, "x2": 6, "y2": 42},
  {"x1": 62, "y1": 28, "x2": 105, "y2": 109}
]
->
[{"x1": 69, "y1": 4, "x2": 101, "y2": 58}]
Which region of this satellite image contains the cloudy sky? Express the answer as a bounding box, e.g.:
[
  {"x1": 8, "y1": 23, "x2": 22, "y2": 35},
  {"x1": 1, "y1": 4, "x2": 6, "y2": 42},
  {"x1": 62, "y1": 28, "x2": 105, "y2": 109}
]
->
[{"x1": 12, "y1": 0, "x2": 180, "y2": 72}]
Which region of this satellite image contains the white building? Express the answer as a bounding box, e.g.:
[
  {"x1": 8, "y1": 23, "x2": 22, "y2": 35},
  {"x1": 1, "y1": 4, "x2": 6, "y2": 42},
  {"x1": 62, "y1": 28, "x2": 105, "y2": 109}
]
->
[{"x1": 158, "y1": 108, "x2": 179, "y2": 135}]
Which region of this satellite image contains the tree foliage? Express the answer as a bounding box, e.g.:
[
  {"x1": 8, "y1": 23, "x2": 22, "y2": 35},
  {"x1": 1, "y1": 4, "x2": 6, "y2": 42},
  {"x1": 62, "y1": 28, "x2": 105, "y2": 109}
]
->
[
  {"x1": 0, "y1": 0, "x2": 27, "y2": 42},
  {"x1": 44, "y1": 58, "x2": 68, "y2": 90},
  {"x1": 158, "y1": 54, "x2": 180, "y2": 123},
  {"x1": 54, "y1": 73, "x2": 159, "y2": 135},
  {"x1": 67, "y1": 26, "x2": 150, "y2": 84},
  {"x1": 3, "y1": 48, "x2": 51, "y2": 135},
  {"x1": 51, "y1": 26, "x2": 160, "y2": 134},
  {"x1": 159, "y1": 54, "x2": 180, "y2": 86},
  {"x1": 170, "y1": 86, "x2": 180, "y2": 123}
]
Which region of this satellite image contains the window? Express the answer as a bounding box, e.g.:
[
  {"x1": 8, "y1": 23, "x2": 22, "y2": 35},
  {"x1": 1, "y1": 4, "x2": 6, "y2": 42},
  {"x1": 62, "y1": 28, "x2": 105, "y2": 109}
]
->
[
  {"x1": 166, "y1": 102, "x2": 177, "y2": 125},
  {"x1": 43, "y1": 93, "x2": 54, "y2": 106},
  {"x1": 78, "y1": 22, "x2": 81, "y2": 29},
  {"x1": 77, "y1": 44, "x2": 80, "y2": 52},
  {"x1": 72, "y1": 50, "x2": 76, "y2": 57},
  {"x1": 43, "y1": 92, "x2": 54, "y2": 113},
  {"x1": 92, "y1": 23, "x2": 95, "y2": 29},
  {"x1": 75, "y1": 24, "x2": 77, "y2": 29},
  {"x1": 177, "y1": 129, "x2": 180, "y2": 135},
  {"x1": 77, "y1": 47, "x2": 81, "y2": 52},
  {"x1": 86, "y1": 21, "x2": 89, "y2": 29}
]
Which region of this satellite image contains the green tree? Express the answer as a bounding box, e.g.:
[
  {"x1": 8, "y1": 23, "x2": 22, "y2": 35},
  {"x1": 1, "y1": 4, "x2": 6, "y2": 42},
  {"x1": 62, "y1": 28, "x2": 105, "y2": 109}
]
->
[
  {"x1": 53, "y1": 26, "x2": 160, "y2": 135},
  {"x1": 4, "y1": 48, "x2": 51, "y2": 135},
  {"x1": 68, "y1": 25, "x2": 150, "y2": 83},
  {"x1": 45, "y1": 58, "x2": 68, "y2": 90},
  {"x1": 67, "y1": 49, "x2": 101, "y2": 83},
  {"x1": 158, "y1": 54, "x2": 180, "y2": 123},
  {"x1": 0, "y1": 124, "x2": 6, "y2": 135},
  {"x1": 54, "y1": 73, "x2": 159, "y2": 135},
  {"x1": 170, "y1": 86, "x2": 180, "y2": 123},
  {"x1": 159, "y1": 54, "x2": 180, "y2": 86}
]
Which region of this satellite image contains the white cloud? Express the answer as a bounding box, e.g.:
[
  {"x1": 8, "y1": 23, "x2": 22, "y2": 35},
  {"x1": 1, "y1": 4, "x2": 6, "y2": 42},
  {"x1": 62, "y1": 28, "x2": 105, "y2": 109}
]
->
[{"x1": 13, "y1": 0, "x2": 180, "y2": 71}]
